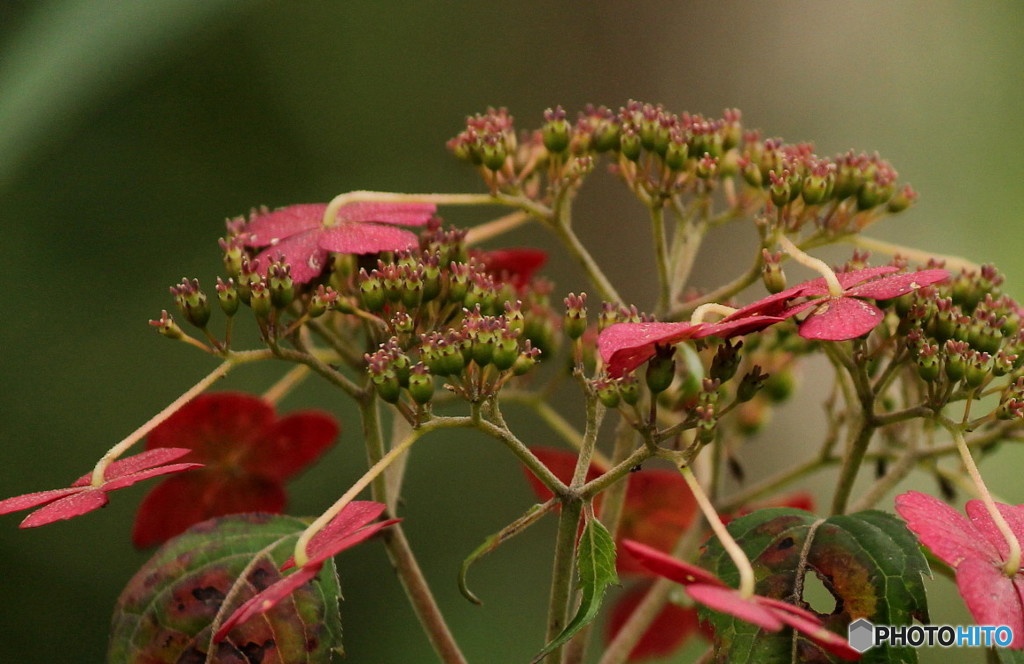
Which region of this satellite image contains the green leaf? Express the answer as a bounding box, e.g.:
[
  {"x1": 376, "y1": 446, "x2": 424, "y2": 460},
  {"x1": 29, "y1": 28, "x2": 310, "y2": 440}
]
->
[
  {"x1": 699, "y1": 508, "x2": 930, "y2": 664},
  {"x1": 996, "y1": 647, "x2": 1024, "y2": 664},
  {"x1": 459, "y1": 500, "x2": 556, "y2": 605},
  {"x1": 531, "y1": 516, "x2": 619, "y2": 663},
  {"x1": 108, "y1": 513, "x2": 344, "y2": 664}
]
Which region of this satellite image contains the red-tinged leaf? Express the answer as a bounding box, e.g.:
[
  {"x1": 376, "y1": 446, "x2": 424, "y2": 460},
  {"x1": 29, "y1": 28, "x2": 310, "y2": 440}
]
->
[
  {"x1": 244, "y1": 204, "x2": 325, "y2": 246},
  {"x1": 19, "y1": 489, "x2": 108, "y2": 527},
  {"x1": 844, "y1": 268, "x2": 948, "y2": 300},
  {"x1": 605, "y1": 584, "x2": 702, "y2": 661},
  {"x1": 249, "y1": 411, "x2": 339, "y2": 481},
  {"x1": 109, "y1": 513, "x2": 344, "y2": 664},
  {"x1": 895, "y1": 490, "x2": 997, "y2": 568},
  {"x1": 335, "y1": 201, "x2": 435, "y2": 226},
  {"x1": 797, "y1": 297, "x2": 884, "y2": 341},
  {"x1": 317, "y1": 223, "x2": 420, "y2": 255},
  {"x1": 700, "y1": 508, "x2": 929, "y2": 663},
  {"x1": 0, "y1": 487, "x2": 81, "y2": 515},
  {"x1": 956, "y1": 557, "x2": 1024, "y2": 648},
  {"x1": 132, "y1": 473, "x2": 287, "y2": 548},
  {"x1": 685, "y1": 584, "x2": 784, "y2": 631}
]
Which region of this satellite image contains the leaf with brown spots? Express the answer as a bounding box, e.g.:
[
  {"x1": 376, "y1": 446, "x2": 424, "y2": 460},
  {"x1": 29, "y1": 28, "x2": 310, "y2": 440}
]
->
[
  {"x1": 698, "y1": 508, "x2": 929, "y2": 664},
  {"x1": 109, "y1": 513, "x2": 343, "y2": 663}
]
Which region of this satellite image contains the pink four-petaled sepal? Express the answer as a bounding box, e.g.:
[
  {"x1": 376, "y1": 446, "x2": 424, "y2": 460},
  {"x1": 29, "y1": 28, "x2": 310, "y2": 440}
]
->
[
  {"x1": 213, "y1": 500, "x2": 400, "y2": 643},
  {"x1": 895, "y1": 490, "x2": 1024, "y2": 649},
  {"x1": 621, "y1": 540, "x2": 861, "y2": 660},
  {"x1": 243, "y1": 202, "x2": 437, "y2": 283},
  {"x1": 0, "y1": 448, "x2": 202, "y2": 529}
]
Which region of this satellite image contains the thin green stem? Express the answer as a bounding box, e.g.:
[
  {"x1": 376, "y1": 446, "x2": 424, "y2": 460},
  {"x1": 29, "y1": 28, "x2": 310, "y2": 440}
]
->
[
  {"x1": 90, "y1": 352, "x2": 270, "y2": 486},
  {"x1": 680, "y1": 466, "x2": 755, "y2": 597},
  {"x1": 548, "y1": 203, "x2": 623, "y2": 306},
  {"x1": 543, "y1": 497, "x2": 584, "y2": 664},
  {"x1": 293, "y1": 415, "x2": 473, "y2": 567},
  {"x1": 846, "y1": 234, "x2": 980, "y2": 273},
  {"x1": 322, "y1": 190, "x2": 502, "y2": 227},
  {"x1": 829, "y1": 420, "x2": 876, "y2": 516},
  {"x1": 649, "y1": 203, "x2": 672, "y2": 316},
  {"x1": 777, "y1": 234, "x2": 842, "y2": 297},
  {"x1": 261, "y1": 363, "x2": 310, "y2": 405},
  {"x1": 944, "y1": 418, "x2": 1021, "y2": 576}
]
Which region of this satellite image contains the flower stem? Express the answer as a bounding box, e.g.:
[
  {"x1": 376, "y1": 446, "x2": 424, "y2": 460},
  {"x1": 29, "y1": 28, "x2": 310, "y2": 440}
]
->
[
  {"x1": 543, "y1": 496, "x2": 584, "y2": 664},
  {"x1": 689, "y1": 302, "x2": 739, "y2": 325},
  {"x1": 464, "y1": 210, "x2": 531, "y2": 246},
  {"x1": 293, "y1": 415, "x2": 473, "y2": 567},
  {"x1": 261, "y1": 364, "x2": 310, "y2": 405},
  {"x1": 649, "y1": 203, "x2": 672, "y2": 317},
  {"x1": 777, "y1": 234, "x2": 842, "y2": 296},
  {"x1": 846, "y1": 234, "x2": 980, "y2": 273},
  {"x1": 679, "y1": 465, "x2": 755, "y2": 597},
  {"x1": 90, "y1": 352, "x2": 270, "y2": 486},
  {"x1": 944, "y1": 418, "x2": 1021, "y2": 576},
  {"x1": 322, "y1": 190, "x2": 502, "y2": 227}
]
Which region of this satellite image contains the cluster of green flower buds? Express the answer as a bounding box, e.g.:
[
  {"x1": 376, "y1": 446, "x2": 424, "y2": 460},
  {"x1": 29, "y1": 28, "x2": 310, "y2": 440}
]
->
[
  {"x1": 740, "y1": 139, "x2": 915, "y2": 234},
  {"x1": 367, "y1": 303, "x2": 542, "y2": 406},
  {"x1": 903, "y1": 265, "x2": 1024, "y2": 403}
]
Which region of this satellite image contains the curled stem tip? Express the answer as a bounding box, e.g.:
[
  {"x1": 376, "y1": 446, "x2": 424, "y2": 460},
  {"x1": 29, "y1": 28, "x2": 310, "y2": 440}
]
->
[{"x1": 777, "y1": 235, "x2": 843, "y2": 297}]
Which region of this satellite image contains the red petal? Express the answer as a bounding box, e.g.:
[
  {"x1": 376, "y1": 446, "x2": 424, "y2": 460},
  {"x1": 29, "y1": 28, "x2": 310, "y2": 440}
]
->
[
  {"x1": 145, "y1": 393, "x2": 275, "y2": 463},
  {"x1": 964, "y1": 499, "x2": 1024, "y2": 564},
  {"x1": 598, "y1": 322, "x2": 699, "y2": 377},
  {"x1": 279, "y1": 501, "x2": 398, "y2": 570},
  {"x1": 605, "y1": 583, "x2": 701, "y2": 661},
  {"x1": 685, "y1": 583, "x2": 784, "y2": 631},
  {"x1": 318, "y1": 222, "x2": 420, "y2": 255},
  {"x1": 214, "y1": 563, "x2": 322, "y2": 643},
  {"x1": 797, "y1": 297, "x2": 884, "y2": 341},
  {"x1": 247, "y1": 410, "x2": 339, "y2": 481},
  {"x1": 844, "y1": 268, "x2": 948, "y2": 300},
  {"x1": 617, "y1": 471, "x2": 696, "y2": 575},
  {"x1": 244, "y1": 204, "x2": 325, "y2": 247},
  {"x1": 476, "y1": 248, "x2": 548, "y2": 288},
  {"x1": 71, "y1": 447, "x2": 194, "y2": 486},
  {"x1": 956, "y1": 557, "x2": 1024, "y2": 647},
  {"x1": 335, "y1": 201, "x2": 436, "y2": 226},
  {"x1": 253, "y1": 231, "x2": 329, "y2": 284},
  {"x1": 895, "y1": 491, "x2": 998, "y2": 568},
  {"x1": 764, "y1": 600, "x2": 861, "y2": 660},
  {"x1": 834, "y1": 265, "x2": 901, "y2": 289},
  {"x1": 132, "y1": 473, "x2": 287, "y2": 548},
  {"x1": 620, "y1": 540, "x2": 723, "y2": 587},
  {"x1": 691, "y1": 315, "x2": 785, "y2": 339},
  {"x1": 0, "y1": 487, "x2": 83, "y2": 515},
  {"x1": 20, "y1": 489, "x2": 108, "y2": 527},
  {"x1": 101, "y1": 462, "x2": 203, "y2": 492}
]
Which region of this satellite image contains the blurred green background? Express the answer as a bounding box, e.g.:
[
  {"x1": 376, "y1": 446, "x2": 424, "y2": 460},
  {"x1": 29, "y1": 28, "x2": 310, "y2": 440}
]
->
[{"x1": 2, "y1": 2, "x2": 1023, "y2": 662}]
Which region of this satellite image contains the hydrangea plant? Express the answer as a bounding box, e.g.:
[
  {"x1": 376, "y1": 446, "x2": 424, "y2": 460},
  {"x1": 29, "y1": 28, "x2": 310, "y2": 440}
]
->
[{"x1": 4, "y1": 101, "x2": 1024, "y2": 663}]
